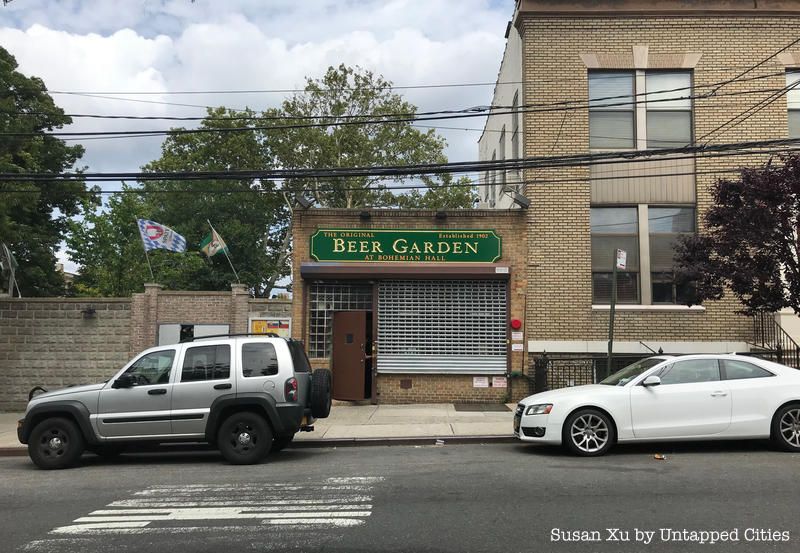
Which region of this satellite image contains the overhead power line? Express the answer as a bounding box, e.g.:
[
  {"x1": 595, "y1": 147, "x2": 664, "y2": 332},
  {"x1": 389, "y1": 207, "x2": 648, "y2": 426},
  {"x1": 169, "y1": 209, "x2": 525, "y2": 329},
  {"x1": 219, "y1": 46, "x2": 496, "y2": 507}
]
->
[{"x1": 0, "y1": 137, "x2": 796, "y2": 184}]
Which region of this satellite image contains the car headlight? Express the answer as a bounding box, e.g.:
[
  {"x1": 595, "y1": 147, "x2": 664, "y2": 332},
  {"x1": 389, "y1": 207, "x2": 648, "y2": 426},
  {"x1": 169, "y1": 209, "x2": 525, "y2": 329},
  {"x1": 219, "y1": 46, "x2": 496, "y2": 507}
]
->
[{"x1": 525, "y1": 403, "x2": 553, "y2": 416}]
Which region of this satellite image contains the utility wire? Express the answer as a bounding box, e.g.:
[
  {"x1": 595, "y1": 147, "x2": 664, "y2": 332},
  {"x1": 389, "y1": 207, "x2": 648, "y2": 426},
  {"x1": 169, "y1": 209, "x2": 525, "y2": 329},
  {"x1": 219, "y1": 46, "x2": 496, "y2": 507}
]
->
[
  {"x1": 4, "y1": 86, "x2": 788, "y2": 139},
  {"x1": 1, "y1": 137, "x2": 797, "y2": 183}
]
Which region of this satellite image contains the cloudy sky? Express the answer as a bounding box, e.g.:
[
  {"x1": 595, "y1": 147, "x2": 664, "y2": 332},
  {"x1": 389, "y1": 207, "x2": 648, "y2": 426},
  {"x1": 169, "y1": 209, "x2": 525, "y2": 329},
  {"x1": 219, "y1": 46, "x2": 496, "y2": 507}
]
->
[{"x1": 0, "y1": 0, "x2": 512, "y2": 270}]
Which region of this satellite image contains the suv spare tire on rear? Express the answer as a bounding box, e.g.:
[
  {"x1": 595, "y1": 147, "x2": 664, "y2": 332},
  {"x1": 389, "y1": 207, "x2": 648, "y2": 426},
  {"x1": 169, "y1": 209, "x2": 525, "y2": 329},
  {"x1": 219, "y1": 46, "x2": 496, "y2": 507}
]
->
[{"x1": 310, "y1": 369, "x2": 332, "y2": 418}]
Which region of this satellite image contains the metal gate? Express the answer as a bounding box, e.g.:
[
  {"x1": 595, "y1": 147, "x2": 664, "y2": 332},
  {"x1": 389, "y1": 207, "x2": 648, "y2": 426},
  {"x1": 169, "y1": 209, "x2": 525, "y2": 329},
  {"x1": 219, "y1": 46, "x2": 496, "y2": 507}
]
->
[{"x1": 377, "y1": 279, "x2": 507, "y2": 373}]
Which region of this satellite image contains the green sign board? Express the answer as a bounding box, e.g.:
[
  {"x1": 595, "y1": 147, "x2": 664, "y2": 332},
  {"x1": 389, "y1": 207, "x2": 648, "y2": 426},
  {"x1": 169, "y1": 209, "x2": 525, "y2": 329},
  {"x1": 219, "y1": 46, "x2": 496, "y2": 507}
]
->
[{"x1": 310, "y1": 229, "x2": 501, "y2": 263}]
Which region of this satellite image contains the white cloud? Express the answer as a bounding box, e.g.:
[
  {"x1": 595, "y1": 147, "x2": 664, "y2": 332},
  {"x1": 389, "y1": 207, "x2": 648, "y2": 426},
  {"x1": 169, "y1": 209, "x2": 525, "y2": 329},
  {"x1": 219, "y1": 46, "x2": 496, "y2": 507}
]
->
[{"x1": 0, "y1": 0, "x2": 513, "y2": 271}]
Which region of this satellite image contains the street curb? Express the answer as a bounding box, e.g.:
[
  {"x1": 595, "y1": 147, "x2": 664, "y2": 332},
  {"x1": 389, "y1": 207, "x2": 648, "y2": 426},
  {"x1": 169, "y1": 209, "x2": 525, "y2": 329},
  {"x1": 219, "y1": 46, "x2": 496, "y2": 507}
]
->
[
  {"x1": 0, "y1": 436, "x2": 517, "y2": 457},
  {"x1": 290, "y1": 435, "x2": 517, "y2": 448}
]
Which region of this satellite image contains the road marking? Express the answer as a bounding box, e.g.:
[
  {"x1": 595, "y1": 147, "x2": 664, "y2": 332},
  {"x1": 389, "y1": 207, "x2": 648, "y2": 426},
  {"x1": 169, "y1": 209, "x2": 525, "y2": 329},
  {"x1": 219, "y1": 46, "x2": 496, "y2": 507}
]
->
[{"x1": 47, "y1": 477, "x2": 384, "y2": 536}]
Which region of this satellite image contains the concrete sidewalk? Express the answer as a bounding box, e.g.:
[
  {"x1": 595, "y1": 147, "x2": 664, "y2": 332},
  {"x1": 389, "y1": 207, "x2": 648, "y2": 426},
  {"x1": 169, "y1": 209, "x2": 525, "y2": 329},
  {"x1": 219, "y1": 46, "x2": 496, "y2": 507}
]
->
[{"x1": 0, "y1": 403, "x2": 516, "y2": 454}]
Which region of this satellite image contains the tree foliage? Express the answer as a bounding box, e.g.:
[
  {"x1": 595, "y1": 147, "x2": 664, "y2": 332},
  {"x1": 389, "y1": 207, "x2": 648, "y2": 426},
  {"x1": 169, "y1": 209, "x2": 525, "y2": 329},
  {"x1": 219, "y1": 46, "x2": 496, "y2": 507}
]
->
[
  {"x1": 674, "y1": 155, "x2": 800, "y2": 314},
  {"x1": 0, "y1": 46, "x2": 87, "y2": 296},
  {"x1": 265, "y1": 64, "x2": 476, "y2": 209}
]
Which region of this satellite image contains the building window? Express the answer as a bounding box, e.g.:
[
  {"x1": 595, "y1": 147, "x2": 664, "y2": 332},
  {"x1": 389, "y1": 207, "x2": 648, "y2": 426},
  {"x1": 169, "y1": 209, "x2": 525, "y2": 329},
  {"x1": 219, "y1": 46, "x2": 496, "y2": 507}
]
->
[
  {"x1": 591, "y1": 207, "x2": 640, "y2": 303},
  {"x1": 589, "y1": 70, "x2": 692, "y2": 150},
  {"x1": 788, "y1": 70, "x2": 800, "y2": 138},
  {"x1": 649, "y1": 207, "x2": 695, "y2": 303},
  {"x1": 646, "y1": 72, "x2": 692, "y2": 148},
  {"x1": 589, "y1": 72, "x2": 635, "y2": 149},
  {"x1": 308, "y1": 281, "x2": 373, "y2": 358}
]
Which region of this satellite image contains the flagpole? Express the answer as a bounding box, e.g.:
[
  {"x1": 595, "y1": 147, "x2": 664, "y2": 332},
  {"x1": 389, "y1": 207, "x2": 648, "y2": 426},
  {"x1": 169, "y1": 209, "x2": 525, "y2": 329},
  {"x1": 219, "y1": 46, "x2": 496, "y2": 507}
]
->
[
  {"x1": 207, "y1": 219, "x2": 240, "y2": 284},
  {"x1": 136, "y1": 219, "x2": 156, "y2": 281}
]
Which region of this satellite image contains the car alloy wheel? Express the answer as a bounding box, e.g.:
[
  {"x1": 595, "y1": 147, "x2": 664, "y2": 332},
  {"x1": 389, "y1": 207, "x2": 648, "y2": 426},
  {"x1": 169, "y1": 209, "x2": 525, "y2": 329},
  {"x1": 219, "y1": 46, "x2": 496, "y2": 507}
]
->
[
  {"x1": 565, "y1": 410, "x2": 614, "y2": 456},
  {"x1": 778, "y1": 407, "x2": 800, "y2": 448}
]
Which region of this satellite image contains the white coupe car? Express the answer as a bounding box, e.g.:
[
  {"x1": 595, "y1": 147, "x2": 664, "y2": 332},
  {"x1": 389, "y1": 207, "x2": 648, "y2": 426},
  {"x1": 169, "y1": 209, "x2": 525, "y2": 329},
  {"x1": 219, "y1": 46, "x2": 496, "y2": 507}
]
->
[{"x1": 515, "y1": 354, "x2": 800, "y2": 456}]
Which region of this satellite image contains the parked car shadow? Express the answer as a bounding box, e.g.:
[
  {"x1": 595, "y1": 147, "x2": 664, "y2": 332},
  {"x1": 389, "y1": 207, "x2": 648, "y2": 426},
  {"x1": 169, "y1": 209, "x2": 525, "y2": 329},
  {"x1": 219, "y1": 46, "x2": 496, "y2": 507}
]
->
[{"x1": 515, "y1": 439, "x2": 775, "y2": 458}]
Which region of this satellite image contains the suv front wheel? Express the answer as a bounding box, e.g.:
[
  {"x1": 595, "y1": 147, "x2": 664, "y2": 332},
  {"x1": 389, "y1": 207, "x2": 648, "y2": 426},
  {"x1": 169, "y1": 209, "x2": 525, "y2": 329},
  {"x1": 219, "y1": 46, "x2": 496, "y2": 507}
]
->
[
  {"x1": 28, "y1": 417, "x2": 85, "y2": 470},
  {"x1": 217, "y1": 412, "x2": 272, "y2": 465}
]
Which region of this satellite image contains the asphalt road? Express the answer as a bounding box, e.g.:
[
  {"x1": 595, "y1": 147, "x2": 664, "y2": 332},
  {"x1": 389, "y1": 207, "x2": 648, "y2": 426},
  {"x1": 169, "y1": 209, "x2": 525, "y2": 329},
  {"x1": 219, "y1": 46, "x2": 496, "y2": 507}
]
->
[{"x1": 1, "y1": 440, "x2": 798, "y2": 553}]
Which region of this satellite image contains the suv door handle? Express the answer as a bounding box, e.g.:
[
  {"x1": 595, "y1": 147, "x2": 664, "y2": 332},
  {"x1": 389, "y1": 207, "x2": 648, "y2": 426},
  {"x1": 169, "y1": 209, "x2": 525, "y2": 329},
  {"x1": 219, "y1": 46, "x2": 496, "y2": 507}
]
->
[
  {"x1": 148, "y1": 388, "x2": 167, "y2": 395},
  {"x1": 710, "y1": 391, "x2": 728, "y2": 397},
  {"x1": 214, "y1": 383, "x2": 232, "y2": 390}
]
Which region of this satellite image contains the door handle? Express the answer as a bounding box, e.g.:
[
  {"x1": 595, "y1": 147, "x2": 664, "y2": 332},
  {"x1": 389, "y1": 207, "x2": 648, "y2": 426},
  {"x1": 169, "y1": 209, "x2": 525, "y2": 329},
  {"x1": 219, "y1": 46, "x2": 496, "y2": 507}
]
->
[
  {"x1": 710, "y1": 391, "x2": 728, "y2": 397},
  {"x1": 148, "y1": 388, "x2": 167, "y2": 395},
  {"x1": 214, "y1": 383, "x2": 232, "y2": 390}
]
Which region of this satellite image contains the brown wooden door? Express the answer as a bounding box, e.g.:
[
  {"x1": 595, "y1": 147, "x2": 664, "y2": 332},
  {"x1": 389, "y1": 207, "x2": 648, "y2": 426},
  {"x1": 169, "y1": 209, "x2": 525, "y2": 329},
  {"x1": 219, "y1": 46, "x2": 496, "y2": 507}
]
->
[{"x1": 332, "y1": 311, "x2": 367, "y2": 400}]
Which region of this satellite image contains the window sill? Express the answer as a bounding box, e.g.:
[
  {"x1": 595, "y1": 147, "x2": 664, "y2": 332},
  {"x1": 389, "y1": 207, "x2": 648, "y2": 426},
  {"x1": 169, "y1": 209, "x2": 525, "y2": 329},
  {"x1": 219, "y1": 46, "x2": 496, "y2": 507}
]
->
[{"x1": 592, "y1": 304, "x2": 705, "y2": 312}]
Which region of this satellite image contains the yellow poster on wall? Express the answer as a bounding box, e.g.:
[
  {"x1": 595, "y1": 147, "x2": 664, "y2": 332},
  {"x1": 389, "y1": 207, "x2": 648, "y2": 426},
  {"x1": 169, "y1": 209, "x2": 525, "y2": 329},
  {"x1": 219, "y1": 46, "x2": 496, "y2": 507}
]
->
[{"x1": 250, "y1": 318, "x2": 291, "y2": 338}]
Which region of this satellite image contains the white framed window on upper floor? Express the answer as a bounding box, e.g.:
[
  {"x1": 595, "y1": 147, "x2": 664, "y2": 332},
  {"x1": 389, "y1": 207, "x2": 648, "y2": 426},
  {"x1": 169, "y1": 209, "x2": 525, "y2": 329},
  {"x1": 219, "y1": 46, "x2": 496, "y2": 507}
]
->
[
  {"x1": 588, "y1": 70, "x2": 693, "y2": 150},
  {"x1": 787, "y1": 70, "x2": 800, "y2": 138},
  {"x1": 591, "y1": 205, "x2": 695, "y2": 305}
]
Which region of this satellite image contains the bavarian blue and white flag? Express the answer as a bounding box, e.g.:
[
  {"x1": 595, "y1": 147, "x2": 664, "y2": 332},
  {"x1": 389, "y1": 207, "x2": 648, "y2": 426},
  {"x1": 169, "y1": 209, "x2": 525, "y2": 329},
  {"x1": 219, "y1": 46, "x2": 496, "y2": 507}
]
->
[{"x1": 136, "y1": 219, "x2": 187, "y2": 253}]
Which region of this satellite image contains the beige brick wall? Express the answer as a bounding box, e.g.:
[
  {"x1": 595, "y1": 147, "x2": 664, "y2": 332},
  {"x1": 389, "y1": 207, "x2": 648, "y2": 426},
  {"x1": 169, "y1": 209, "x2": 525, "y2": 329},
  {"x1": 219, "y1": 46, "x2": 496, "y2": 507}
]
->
[
  {"x1": 292, "y1": 208, "x2": 528, "y2": 404},
  {"x1": 517, "y1": 13, "x2": 798, "y2": 346},
  {"x1": 0, "y1": 298, "x2": 132, "y2": 411}
]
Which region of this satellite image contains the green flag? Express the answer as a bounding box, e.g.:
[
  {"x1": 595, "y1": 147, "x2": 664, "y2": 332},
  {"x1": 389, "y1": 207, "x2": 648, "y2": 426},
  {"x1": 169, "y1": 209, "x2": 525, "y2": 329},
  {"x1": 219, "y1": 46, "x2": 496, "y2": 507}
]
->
[{"x1": 199, "y1": 229, "x2": 228, "y2": 257}]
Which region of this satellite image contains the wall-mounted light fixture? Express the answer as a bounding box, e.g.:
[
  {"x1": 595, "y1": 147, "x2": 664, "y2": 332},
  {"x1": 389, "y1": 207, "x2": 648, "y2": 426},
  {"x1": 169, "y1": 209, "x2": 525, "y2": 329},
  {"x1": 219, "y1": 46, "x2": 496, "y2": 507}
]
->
[
  {"x1": 359, "y1": 210, "x2": 371, "y2": 221},
  {"x1": 81, "y1": 306, "x2": 97, "y2": 319},
  {"x1": 435, "y1": 211, "x2": 447, "y2": 220}
]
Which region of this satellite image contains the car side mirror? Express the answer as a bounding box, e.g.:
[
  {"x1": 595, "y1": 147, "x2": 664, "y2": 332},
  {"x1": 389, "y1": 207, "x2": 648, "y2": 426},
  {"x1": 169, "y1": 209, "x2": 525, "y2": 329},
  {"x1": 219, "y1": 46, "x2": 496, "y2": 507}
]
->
[
  {"x1": 112, "y1": 374, "x2": 134, "y2": 389},
  {"x1": 642, "y1": 375, "x2": 661, "y2": 388}
]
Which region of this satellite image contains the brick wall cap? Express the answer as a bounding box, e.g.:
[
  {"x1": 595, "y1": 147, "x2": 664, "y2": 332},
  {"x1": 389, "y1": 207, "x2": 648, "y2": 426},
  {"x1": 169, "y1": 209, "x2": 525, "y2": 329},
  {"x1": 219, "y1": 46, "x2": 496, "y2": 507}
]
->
[{"x1": 294, "y1": 208, "x2": 526, "y2": 218}]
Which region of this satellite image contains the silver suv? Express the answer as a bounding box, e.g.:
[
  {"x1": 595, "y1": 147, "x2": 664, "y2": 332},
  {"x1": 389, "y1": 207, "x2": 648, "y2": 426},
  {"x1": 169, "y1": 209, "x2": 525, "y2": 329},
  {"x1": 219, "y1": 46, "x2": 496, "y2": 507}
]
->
[{"x1": 17, "y1": 335, "x2": 332, "y2": 469}]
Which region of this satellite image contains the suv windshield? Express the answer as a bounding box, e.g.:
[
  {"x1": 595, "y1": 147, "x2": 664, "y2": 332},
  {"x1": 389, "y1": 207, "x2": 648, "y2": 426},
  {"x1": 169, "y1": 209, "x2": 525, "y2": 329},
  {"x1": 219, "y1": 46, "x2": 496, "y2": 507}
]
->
[{"x1": 600, "y1": 358, "x2": 664, "y2": 386}]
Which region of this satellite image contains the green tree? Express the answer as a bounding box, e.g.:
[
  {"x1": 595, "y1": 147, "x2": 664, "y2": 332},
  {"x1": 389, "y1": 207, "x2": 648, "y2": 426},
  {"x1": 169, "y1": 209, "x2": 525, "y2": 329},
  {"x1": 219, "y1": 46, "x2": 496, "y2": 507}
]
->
[
  {"x1": 265, "y1": 64, "x2": 476, "y2": 210},
  {"x1": 0, "y1": 46, "x2": 88, "y2": 296}
]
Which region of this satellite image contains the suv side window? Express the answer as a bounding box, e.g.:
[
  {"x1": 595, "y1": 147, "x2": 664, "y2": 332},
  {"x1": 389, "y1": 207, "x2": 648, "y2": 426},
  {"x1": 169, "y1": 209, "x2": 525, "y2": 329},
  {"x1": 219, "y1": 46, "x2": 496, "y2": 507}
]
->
[
  {"x1": 721, "y1": 359, "x2": 774, "y2": 380},
  {"x1": 288, "y1": 340, "x2": 311, "y2": 373},
  {"x1": 124, "y1": 349, "x2": 176, "y2": 386},
  {"x1": 181, "y1": 345, "x2": 231, "y2": 382},
  {"x1": 242, "y1": 343, "x2": 279, "y2": 377},
  {"x1": 659, "y1": 359, "x2": 721, "y2": 385}
]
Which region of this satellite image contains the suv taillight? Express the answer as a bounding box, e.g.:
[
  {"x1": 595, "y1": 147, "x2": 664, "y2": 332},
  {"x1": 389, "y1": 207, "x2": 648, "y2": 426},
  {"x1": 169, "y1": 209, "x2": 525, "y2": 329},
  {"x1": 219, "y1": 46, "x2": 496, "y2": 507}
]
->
[{"x1": 285, "y1": 377, "x2": 298, "y2": 402}]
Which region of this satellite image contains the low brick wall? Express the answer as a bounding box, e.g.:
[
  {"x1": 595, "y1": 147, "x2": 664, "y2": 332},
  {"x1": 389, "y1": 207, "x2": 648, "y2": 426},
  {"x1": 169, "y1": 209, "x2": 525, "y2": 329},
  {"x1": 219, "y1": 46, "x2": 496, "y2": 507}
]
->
[
  {"x1": 376, "y1": 374, "x2": 529, "y2": 404},
  {"x1": 0, "y1": 298, "x2": 132, "y2": 411}
]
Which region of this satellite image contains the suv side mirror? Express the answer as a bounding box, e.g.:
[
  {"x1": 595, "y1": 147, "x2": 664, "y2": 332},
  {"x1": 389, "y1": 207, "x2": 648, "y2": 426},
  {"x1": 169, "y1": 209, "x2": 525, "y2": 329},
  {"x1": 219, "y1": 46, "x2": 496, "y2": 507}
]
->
[
  {"x1": 112, "y1": 373, "x2": 135, "y2": 389},
  {"x1": 642, "y1": 375, "x2": 662, "y2": 388}
]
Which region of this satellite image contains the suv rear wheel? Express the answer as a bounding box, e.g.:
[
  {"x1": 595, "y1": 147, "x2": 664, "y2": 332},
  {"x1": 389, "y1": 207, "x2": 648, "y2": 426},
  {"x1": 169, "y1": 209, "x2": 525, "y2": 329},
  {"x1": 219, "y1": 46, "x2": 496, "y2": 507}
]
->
[
  {"x1": 28, "y1": 417, "x2": 85, "y2": 470},
  {"x1": 217, "y1": 412, "x2": 272, "y2": 465},
  {"x1": 310, "y1": 369, "x2": 332, "y2": 418}
]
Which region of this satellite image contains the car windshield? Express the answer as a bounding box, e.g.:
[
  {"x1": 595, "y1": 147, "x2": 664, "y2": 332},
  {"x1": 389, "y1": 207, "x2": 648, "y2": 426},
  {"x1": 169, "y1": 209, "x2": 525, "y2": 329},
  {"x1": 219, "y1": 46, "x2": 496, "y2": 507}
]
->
[{"x1": 600, "y1": 358, "x2": 664, "y2": 386}]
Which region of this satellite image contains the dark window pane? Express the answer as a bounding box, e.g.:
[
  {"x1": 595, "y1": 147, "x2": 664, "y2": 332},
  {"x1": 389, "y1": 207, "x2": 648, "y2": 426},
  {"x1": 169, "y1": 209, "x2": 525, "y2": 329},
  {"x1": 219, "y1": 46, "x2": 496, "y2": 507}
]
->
[
  {"x1": 590, "y1": 111, "x2": 635, "y2": 149},
  {"x1": 591, "y1": 207, "x2": 638, "y2": 233},
  {"x1": 126, "y1": 350, "x2": 175, "y2": 386},
  {"x1": 593, "y1": 272, "x2": 639, "y2": 303},
  {"x1": 661, "y1": 359, "x2": 720, "y2": 385},
  {"x1": 242, "y1": 343, "x2": 279, "y2": 377},
  {"x1": 652, "y1": 276, "x2": 674, "y2": 303},
  {"x1": 722, "y1": 359, "x2": 773, "y2": 380},
  {"x1": 648, "y1": 207, "x2": 694, "y2": 233},
  {"x1": 180, "y1": 345, "x2": 230, "y2": 382},
  {"x1": 214, "y1": 345, "x2": 231, "y2": 379},
  {"x1": 646, "y1": 111, "x2": 691, "y2": 148},
  {"x1": 589, "y1": 72, "x2": 634, "y2": 109},
  {"x1": 592, "y1": 235, "x2": 639, "y2": 271}
]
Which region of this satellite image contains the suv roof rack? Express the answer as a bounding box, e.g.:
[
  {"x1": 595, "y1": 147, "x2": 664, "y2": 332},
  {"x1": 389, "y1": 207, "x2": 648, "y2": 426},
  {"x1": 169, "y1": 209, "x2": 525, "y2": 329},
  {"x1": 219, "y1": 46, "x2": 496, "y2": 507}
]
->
[{"x1": 180, "y1": 332, "x2": 281, "y2": 343}]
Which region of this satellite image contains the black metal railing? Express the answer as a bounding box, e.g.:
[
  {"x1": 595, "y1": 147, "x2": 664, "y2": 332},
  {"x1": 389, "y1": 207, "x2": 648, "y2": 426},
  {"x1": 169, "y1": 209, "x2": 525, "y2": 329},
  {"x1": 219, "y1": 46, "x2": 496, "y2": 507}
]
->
[
  {"x1": 529, "y1": 354, "x2": 650, "y2": 393},
  {"x1": 750, "y1": 311, "x2": 800, "y2": 369}
]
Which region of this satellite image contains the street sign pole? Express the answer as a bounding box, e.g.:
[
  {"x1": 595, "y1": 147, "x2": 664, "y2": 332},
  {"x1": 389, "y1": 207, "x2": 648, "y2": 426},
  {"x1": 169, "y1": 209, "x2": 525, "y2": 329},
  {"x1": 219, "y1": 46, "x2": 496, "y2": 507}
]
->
[{"x1": 607, "y1": 249, "x2": 626, "y2": 375}]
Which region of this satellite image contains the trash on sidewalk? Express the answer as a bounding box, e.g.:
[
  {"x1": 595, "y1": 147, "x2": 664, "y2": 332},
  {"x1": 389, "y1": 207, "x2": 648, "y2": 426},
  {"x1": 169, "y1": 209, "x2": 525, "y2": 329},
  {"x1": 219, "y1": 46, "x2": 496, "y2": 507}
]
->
[
  {"x1": 435, "y1": 439, "x2": 445, "y2": 446},
  {"x1": 653, "y1": 453, "x2": 667, "y2": 461}
]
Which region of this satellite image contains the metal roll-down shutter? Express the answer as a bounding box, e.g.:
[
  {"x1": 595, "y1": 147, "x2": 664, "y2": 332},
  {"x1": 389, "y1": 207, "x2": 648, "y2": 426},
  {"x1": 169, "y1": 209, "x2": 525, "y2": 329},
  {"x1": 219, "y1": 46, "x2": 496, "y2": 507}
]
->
[{"x1": 377, "y1": 279, "x2": 507, "y2": 374}]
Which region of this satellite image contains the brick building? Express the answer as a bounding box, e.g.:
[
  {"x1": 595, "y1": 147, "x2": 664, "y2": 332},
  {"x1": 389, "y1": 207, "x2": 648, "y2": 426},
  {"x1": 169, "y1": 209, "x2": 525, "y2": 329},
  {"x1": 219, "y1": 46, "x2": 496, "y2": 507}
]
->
[{"x1": 477, "y1": 0, "x2": 800, "y2": 364}]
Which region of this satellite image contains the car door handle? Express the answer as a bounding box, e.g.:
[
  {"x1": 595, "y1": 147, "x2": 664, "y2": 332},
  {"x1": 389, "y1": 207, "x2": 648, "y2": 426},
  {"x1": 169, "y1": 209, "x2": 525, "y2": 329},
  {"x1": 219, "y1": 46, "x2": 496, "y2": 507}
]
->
[
  {"x1": 147, "y1": 388, "x2": 167, "y2": 395},
  {"x1": 214, "y1": 383, "x2": 232, "y2": 390},
  {"x1": 710, "y1": 391, "x2": 728, "y2": 397}
]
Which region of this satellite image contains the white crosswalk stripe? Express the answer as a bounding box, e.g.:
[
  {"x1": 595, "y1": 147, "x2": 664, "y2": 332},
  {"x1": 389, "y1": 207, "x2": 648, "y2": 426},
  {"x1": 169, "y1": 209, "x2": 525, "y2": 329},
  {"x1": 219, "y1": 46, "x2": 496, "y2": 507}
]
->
[{"x1": 47, "y1": 477, "x2": 384, "y2": 536}]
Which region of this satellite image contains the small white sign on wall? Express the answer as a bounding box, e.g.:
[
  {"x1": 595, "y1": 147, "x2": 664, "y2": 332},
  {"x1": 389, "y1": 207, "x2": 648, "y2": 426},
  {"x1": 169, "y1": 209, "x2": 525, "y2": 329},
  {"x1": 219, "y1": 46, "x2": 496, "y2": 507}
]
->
[
  {"x1": 511, "y1": 332, "x2": 523, "y2": 341},
  {"x1": 511, "y1": 343, "x2": 524, "y2": 352},
  {"x1": 492, "y1": 376, "x2": 507, "y2": 388},
  {"x1": 473, "y1": 377, "x2": 489, "y2": 388}
]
